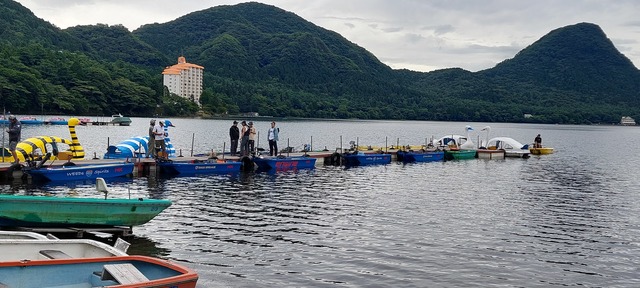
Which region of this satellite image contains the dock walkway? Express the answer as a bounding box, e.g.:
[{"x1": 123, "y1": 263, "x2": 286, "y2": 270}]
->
[{"x1": 0, "y1": 149, "x2": 403, "y2": 180}]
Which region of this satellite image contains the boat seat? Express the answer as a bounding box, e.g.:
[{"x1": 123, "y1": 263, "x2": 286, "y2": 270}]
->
[
  {"x1": 39, "y1": 249, "x2": 72, "y2": 259},
  {"x1": 101, "y1": 263, "x2": 149, "y2": 284},
  {"x1": 56, "y1": 151, "x2": 73, "y2": 160}
]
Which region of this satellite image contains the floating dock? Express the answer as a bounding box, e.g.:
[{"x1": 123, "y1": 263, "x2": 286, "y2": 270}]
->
[{"x1": 0, "y1": 149, "x2": 403, "y2": 181}]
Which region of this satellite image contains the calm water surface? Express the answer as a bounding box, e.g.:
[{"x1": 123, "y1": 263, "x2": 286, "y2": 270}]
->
[{"x1": 2, "y1": 119, "x2": 640, "y2": 287}]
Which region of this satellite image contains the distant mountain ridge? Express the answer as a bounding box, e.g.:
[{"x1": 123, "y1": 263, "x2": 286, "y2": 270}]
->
[
  {"x1": 481, "y1": 23, "x2": 640, "y2": 105},
  {"x1": 1, "y1": 0, "x2": 638, "y2": 124}
]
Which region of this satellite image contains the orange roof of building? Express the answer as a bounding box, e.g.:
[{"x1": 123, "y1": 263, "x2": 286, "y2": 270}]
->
[{"x1": 162, "y1": 56, "x2": 204, "y2": 75}]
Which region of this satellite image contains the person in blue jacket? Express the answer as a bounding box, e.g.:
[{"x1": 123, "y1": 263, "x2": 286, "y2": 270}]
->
[{"x1": 268, "y1": 121, "x2": 279, "y2": 156}]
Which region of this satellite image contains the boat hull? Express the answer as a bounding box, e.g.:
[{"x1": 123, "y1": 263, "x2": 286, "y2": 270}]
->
[
  {"x1": 26, "y1": 162, "x2": 134, "y2": 181},
  {"x1": 111, "y1": 117, "x2": 132, "y2": 126},
  {"x1": 0, "y1": 195, "x2": 171, "y2": 227},
  {"x1": 0, "y1": 255, "x2": 198, "y2": 288},
  {"x1": 342, "y1": 153, "x2": 392, "y2": 166},
  {"x1": 253, "y1": 156, "x2": 317, "y2": 171},
  {"x1": 444, "y1": 150, "x2": 476, "y2": 160},
  {"x1": 159, "y1": 160, "x2": 241, "y2": 175},
  {"x1": 505, "y1": 151, "x2": 530, "y2": 158},
  {"x1": 397, "y1": 151, "x2": 444, "y2": 163},
  {"x1": 0, "y1": 239, "x2": 127, "y2": 261},
  {"x1": 529, "y1": 147, "x2": 554, "y2": 155},
  {"x1": 476, "y1": 149, "x2": 506, "y2": 160}
]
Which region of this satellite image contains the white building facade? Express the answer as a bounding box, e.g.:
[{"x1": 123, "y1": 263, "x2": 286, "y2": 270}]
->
[{"x1": 162, "y1": 56, "x2": 204, "y2": 105}]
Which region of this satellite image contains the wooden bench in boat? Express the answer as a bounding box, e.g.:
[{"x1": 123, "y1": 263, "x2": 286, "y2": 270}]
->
[
  {"x1": 101, "y1": 263, "x2": 149, "y2": 284},
  {"x1": 39, "y1": 249, "x2": 72, "y2": 259}
]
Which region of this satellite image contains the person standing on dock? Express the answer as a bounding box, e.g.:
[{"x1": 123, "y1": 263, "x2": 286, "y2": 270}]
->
[
  {"x1": 248, "y1": 122, "x2": 256, "y2": 156},
  {"x1": 240, "y1": 121, "x2": 249, "y2": 156},
  {"x1": 153, "y1": 120, "x2": 167, "y2": 159},
  {"x1": 147, "y1": 119, "x2": 156, "y2": 158},
  {"x1": 268, "y1": 121, "x2": 279, "y2": 156},
  {"x1": 5, "y1": 115, "x2": 21, "y2": 164},
  {"x1": 229, "y1": 121, "x2": 239, "y2": 156}
]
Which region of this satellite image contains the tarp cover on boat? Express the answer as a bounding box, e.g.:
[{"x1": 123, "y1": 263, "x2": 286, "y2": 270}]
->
[
  {"x1": 103, "y1": 119, "x2": 176, "y2": 159},
  {"x1": 104, "y1": 136, "x2": 150, "y2": 159}
]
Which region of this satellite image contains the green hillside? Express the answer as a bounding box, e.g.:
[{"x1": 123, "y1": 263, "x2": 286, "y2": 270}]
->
[{"x1": 0, "y1": 0, "x2": 639, "y2": 124}]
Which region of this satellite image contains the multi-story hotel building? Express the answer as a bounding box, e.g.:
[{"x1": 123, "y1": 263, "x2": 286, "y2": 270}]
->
[{"x1": 162, "y1": 56, "x2": 204, "y2": 105}]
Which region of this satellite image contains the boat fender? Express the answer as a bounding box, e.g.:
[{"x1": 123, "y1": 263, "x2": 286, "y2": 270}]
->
[
  {"x1": 330, "y1": 152, "x2": 341, "y2": 165},
  {"x1": 7, "y1": 163, "x2": 23, "y2": 180},
  {"x1": 240, "y1": 156, "x2": 254, "y2": 172}
]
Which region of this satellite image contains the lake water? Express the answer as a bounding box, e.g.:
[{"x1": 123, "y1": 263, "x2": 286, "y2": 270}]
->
[{"x1": 2, "y1": 118, "x2": 640, "y2": 287}]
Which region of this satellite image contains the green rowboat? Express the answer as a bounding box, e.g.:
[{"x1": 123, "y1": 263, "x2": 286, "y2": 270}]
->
[
  {"x1": 444, "y1": 149, "x2": 477, "y2": 160},
  {"x1": 0, "y1": 194, "x2": 171, "y2": 228}
]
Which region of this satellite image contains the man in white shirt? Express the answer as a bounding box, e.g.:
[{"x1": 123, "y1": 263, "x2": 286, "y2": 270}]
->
[
  {"x1": 268, "y1": 121, "x2": 279, "y2": 156},
  {"x1": 153, "y1": 120, "x2": 166, "y2": 158}
]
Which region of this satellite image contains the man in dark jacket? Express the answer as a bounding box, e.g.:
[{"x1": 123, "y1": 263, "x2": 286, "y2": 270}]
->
[
  {"x1": 5, "y1": 115, "x2": 21, "y2": 164},
  {"x1": 229, "y1": 121, "x2": 240, "y2": 156}
]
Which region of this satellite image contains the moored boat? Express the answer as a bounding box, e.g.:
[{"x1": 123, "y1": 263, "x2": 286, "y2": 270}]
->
[
  {"x1": 1, "y1": 118, "x2": 86, "y2": 163},
  {"x1": 78, "y1": 117, "x2": 91, "y2": 124},
  {"x1": 342, "y1": 151, "x2": 392, "y2": 166},
  {"x1": 530, "y1": 147, "x2": 554, "y2": 155},
  {"x1": 158, "y1": 159, "x2": 241, "y2": 175},
  {"x1": 0, "y1": 255, "x2": 198, "y2": 288},
  {"x1": 45, "y1": 117, "x2": 68, "y2": 125},
  {"x1": 475, "y1": 149, "x2": 506, "y2": 160},
  {"x1": 18, "y1": 116, "x2": 44, "y2": 125},
  {"x1": 485, "y1": 137, "x2": 530, "y2": 158},
  {"x1": 111, "y1": 113, "x2": 132, "y2": 126},
  {"x1": 0, "y1": 238, "x2": 128, "y2": 261},
  {"x1": 253, "y1": 155, "x2": 317, "y2": 171},
  {"x1": 444, "y1": 149, "x2": 476, "y2": 160},
  {"x1": 0, "y1": 178, "x2": 171, "y2": 228},
  {"x1": 0, "y1": 230, "x2": 49, "y2": 240},
  {"x1": 397, "y1": 150, "x2": 444, "y2": 163},
  {"x1": 24, "y1": 162, "x2": 134, "y2": 182}
]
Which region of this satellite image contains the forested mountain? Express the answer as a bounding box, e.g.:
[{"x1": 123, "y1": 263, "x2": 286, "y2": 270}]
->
[{"x1": 0, "y1": 0, "x2": 639, "y2": 124}]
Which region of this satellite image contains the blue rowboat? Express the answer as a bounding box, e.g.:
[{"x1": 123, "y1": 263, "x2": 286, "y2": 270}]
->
[
  {"x1": 25, "y1": 162, "x2": 134, "y2": 182},
  {"x1": 46, "y1": 117, "x2": 68, "y2": 125},
  {"x1": 158, "y1": 159, "x2": 241, "y2": 175},
  {"x1": 252, "y1": 156, "x2": 317, "y2": 171},
  {"x1": 342, "y1": 152, "x2": 391, "y2": 166},
  {"x1": 18, "y1": 116, "x2": 44, "y2": 124},
  {"x1": 0, "y1": 255, "x2": 198, "y2": 288},
  {"x1": 397, "y1": 150, "x2": 444, "y2": 163}
]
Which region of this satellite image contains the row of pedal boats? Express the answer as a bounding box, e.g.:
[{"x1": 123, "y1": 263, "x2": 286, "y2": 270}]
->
[
  {"x1": 0, "y1": 231, "x2": 198, "y2": 287},
  {"x1": 16, "y1": 135, "x2": 553, "y2": 182}
]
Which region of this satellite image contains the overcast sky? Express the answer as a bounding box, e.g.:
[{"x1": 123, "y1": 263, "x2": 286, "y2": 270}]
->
[{"x1": 14, "y1": 0, "x2": 640, "y2": 72}]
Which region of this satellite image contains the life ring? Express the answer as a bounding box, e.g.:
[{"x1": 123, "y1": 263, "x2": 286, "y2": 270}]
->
[{"x1": 330, "y1": 152, "x2": 341, "y2": 165}]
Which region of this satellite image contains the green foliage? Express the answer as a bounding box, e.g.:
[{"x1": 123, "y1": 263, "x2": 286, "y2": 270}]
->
[{"x1": 1, "y1": 1, "x2": 639, "y2": 125}]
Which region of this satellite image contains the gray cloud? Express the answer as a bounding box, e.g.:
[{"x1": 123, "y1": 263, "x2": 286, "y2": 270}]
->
[{"x1": 14, "y1": 0, "x2": 640, "y2": 72}]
